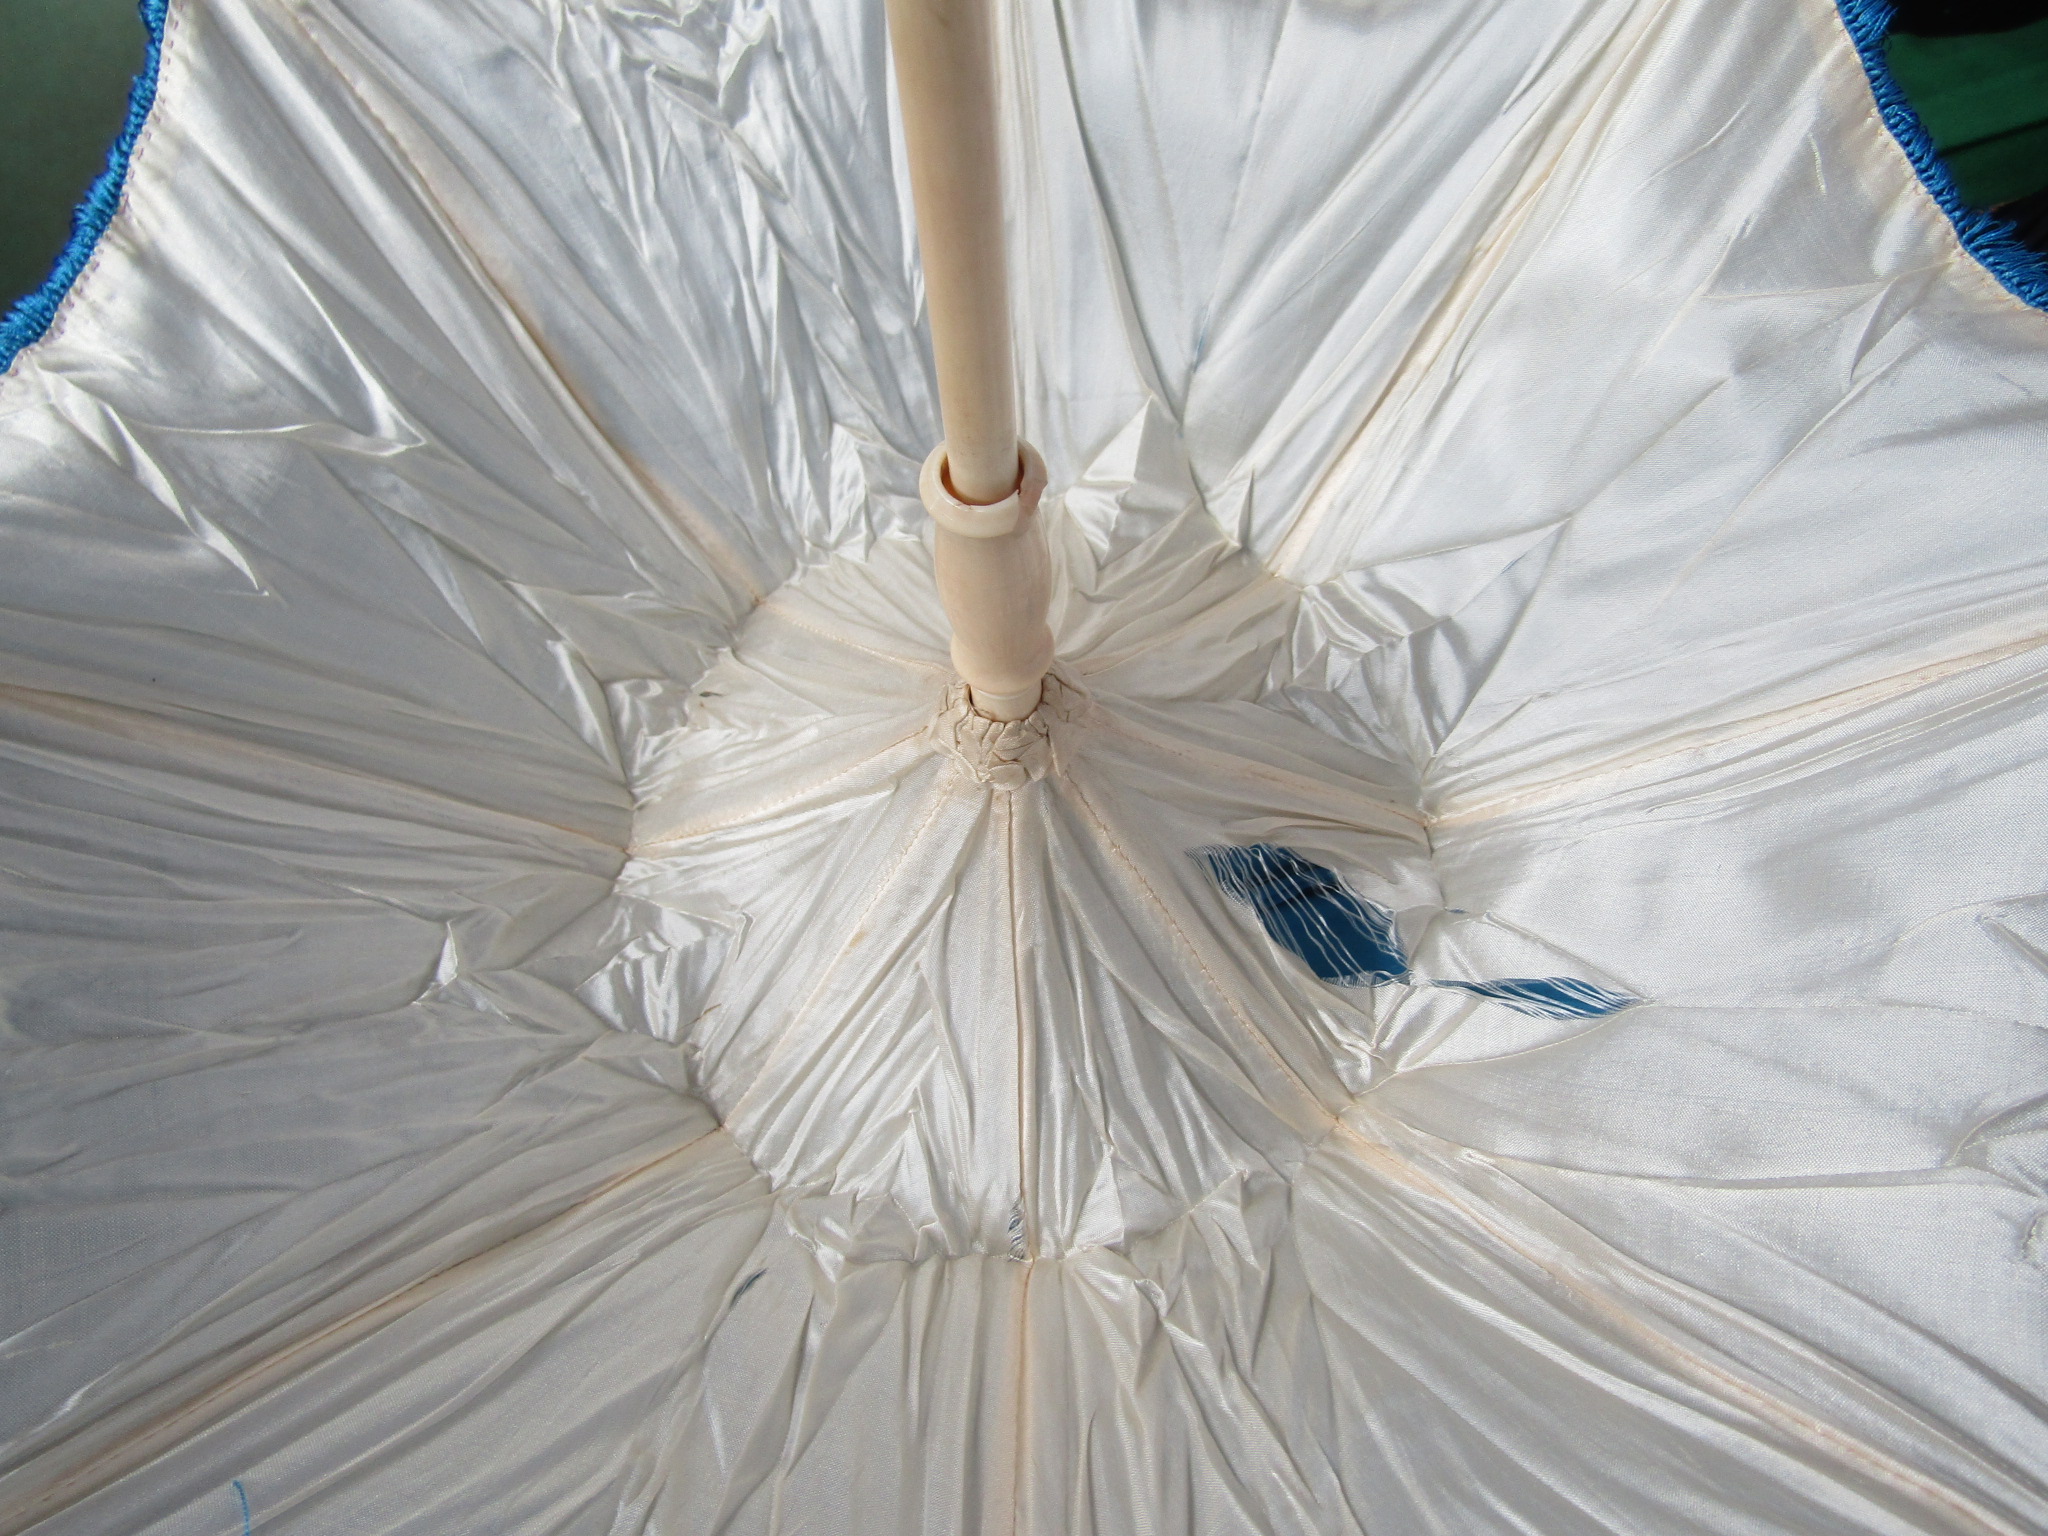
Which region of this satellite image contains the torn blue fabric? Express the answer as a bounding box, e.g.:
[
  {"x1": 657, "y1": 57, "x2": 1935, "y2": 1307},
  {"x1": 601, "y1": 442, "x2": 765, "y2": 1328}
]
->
[
  {"x1": 1195, "y1": 844, "x2": 1408, "y2": 985},
  {"x1": 1434, "y1": 977, "x2": 1639, "y2": 1020}
]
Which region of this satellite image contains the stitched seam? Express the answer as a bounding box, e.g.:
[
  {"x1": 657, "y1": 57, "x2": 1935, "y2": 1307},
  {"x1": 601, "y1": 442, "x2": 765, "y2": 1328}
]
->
[
  {"x1": 0, "y1": 1127, "x2": 726, "y2": 1535},
  {"x1": 718, "y1": 782, "x2": 955, "y2": 1128},
  {"x1": 1062, "y1": 772, "x2": 1329, "y2": 1118},
  {"x1": 629, "y1": 728, "x2": 930, "y2": 846}
]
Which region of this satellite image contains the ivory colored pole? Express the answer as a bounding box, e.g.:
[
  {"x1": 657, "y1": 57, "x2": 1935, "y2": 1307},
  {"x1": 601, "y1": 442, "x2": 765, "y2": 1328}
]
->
[
  {"x1": 921, "y1": 444, "x2": 1054, "y2": 720},
  {"x1": 884, "y1": 0, "x2": 1018, "y2": 503},
  {"x1": 887, "y1": 0, "x2": 1054, "y2": 723}
]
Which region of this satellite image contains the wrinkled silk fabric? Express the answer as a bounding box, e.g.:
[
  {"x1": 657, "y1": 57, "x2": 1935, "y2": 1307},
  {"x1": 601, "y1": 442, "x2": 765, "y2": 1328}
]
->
[{"x1": 3, "y1": 0, "x2": 2047, "y2": 1531}]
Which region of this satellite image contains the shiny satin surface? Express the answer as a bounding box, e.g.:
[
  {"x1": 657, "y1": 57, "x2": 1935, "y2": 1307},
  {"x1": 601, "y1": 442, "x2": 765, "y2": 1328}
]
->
[{"x1": 1, "y1": 0, "x2": 2046, "y2": 1531}]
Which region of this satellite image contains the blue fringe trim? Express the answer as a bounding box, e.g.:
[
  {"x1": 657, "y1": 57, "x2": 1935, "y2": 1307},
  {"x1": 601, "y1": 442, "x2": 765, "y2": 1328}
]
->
[
  {"x1": 0, "y1": 0, "x2": 171, "y2": 373},
  {"x1": 1, "y1": 0, "x2": 2030, "y2": 376},
  {"x1": 1838, "y1": 0, "x2": 2048, "y2": 310}
]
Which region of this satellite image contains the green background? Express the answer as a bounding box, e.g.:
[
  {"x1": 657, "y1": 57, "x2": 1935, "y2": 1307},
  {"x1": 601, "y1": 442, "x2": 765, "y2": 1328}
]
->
[
  {"x1": 1, "y1": 0, "x2": 150, "y2": 314},
  {"x1": 0, "y1": 2, "x2": 2043, "y2": 317},
  {"x1": 1888, "y1": 18, "x2": 2048, "y2": 206}
]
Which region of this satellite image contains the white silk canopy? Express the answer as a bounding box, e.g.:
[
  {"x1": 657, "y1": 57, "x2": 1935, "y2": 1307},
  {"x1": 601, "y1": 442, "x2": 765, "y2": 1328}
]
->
[{"x1": 2, "y1": 0, "x2": 2046, "y2": 1531}]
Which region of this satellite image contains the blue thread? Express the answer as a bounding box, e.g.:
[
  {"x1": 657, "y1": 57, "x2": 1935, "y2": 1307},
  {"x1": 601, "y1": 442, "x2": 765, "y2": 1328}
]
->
[
  {"x1": 231, "y1": 1479, "x2": 251, "y2": 1536},
  {"x1": 1837, "y1": 0, "x2": 2048, "y2": 310},
  {"x1": 1433, "y1": 977, "x2": 1638, "y2": 1019},
  {"x1": 0, "y1": 0, "x2": 172, "y2": 373},
  {"x1": 1195, "y1": 844, "x2": 1408, "y2": 985}
]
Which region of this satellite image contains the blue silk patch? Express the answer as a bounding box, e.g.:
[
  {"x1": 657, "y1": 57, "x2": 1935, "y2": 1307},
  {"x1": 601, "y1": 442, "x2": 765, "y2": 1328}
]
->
[
  {"x1": 1432, "y1": 976, "x2": 1638, "y2": 1019},
  {"x1": 1196, "y1": 844, "x2": 1640, "y2": 1018},
  {"x1": 1194, "y1": 843, "x2": 1408, "y2": 985}
]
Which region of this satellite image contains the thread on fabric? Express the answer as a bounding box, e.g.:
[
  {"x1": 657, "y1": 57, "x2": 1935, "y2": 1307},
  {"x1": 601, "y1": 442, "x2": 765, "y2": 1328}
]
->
[
  {"x1": 1433, "y1": 977, "x2": 1638, "y2": 1019},
  {"x1": 231, "y1": 1479, "x2": 251, "y2": 1536},
  {"x1": 0, "y1": 0, "x2": 172, "y2": 372},
  {"x1": 1195, "y1": 844, "x2": 1408, "y2": 985},
  {"x1": 1837, "y1": 0, "x2": 2048, "y2": 310}
]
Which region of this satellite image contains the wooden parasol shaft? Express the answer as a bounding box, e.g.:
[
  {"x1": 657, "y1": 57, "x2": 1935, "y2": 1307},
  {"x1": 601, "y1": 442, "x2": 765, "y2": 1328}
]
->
[
  {"x1": 886, "y1": 0, "x2": 1054, "y2": 722},
  {"x1": 884, "y1": 0, "x2": 1019, "y2": 504}
]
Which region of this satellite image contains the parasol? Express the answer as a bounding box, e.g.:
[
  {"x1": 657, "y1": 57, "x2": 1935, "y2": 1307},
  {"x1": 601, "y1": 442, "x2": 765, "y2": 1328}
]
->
[{"x1": 2, "y1": 0, "x2": 2047, "y2": 1531}]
